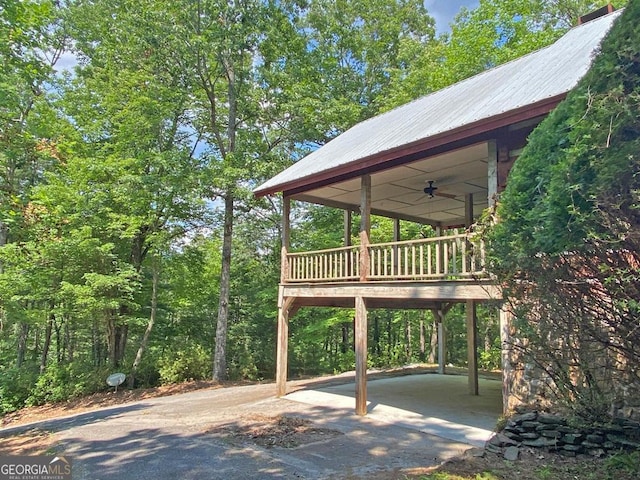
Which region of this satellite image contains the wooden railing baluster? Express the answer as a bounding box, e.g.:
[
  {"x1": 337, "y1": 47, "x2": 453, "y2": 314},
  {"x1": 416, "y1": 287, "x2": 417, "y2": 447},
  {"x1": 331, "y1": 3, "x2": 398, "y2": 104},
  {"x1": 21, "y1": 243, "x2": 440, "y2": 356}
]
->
[{"x1": 283, "y1": 233, "x2": 486, "y2": 283}]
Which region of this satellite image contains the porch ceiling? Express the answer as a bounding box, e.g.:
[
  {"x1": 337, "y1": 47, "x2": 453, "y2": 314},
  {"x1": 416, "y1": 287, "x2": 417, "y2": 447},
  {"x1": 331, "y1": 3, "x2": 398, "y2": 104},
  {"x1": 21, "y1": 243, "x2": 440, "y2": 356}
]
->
[{"x1": 293, "y1": 142, "x2": 490, "y2": 227}]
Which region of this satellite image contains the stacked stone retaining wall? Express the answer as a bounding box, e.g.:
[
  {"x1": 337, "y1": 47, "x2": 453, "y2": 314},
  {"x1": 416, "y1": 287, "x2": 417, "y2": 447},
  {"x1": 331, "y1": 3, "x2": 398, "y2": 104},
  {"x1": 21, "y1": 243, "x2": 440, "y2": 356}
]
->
[{"x1": 487, "y1": 410, "x2": 640, "y2": 460}]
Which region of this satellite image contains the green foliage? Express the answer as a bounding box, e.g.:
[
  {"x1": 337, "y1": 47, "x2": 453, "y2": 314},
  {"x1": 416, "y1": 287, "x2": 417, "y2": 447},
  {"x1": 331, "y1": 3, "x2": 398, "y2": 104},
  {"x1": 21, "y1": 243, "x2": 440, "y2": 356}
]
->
[
  {"x1": 486, "y1": 2, "x2": 640, "y2": 421},
  {"x1": 0, "y1": 364, "x2": 38, "y2": 415},
  {"x1": 605, "y1": 450, "x2": 640, "y2": 475},
  {"x1": 479, "y1": 347, "x2": 501, "y2": 371},
  {"x1": 26, "y1": 363, "x2": 112, "y2": 407},
  {"x1": 158, "y1": 346, "x2": 211, "y2": 385},
  {"x1": 0, "y1": 362, "x2": 115, "y2": 413}
]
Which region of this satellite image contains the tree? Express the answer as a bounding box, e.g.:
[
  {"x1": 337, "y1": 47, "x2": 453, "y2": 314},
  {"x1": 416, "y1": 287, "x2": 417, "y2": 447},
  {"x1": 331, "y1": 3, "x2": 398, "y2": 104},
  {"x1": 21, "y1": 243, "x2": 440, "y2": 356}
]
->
[
  {"x1": 159, "y1": 0, "x2": 436, "y2": 380},
  {"x1": 486, "y1": 2, "x2": 639, "y2": 421},
  {"x1": 0, "y1": 0, "x2": 68, "y2": 374}
]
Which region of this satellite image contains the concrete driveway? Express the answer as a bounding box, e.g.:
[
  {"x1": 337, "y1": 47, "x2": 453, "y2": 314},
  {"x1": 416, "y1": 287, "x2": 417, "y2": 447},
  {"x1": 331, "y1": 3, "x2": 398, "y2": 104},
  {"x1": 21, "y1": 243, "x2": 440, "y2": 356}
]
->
[
  {"x1": 1, "y1": 373, "x2": 501, "y2": 479},
  {"x1": 287, "y1": 373, "x2": 502, "y2": 447}
]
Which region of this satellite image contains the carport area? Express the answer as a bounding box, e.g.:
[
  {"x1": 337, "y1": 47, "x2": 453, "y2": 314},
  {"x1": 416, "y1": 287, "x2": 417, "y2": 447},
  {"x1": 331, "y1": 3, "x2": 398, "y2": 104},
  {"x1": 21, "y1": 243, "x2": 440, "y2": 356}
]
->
[{"x1": 286, "y1": 372, "x2": 502, "y2": 447}]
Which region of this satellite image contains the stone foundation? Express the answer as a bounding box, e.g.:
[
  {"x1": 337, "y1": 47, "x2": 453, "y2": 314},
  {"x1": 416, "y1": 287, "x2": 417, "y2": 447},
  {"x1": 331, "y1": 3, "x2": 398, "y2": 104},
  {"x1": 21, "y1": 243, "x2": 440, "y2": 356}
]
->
[
  {"x1": 499, "y1": 308, "x2": 640, "y2": 423},
  {"x1": 487, "y1": 410, "x2": 640, "y2": 460}
]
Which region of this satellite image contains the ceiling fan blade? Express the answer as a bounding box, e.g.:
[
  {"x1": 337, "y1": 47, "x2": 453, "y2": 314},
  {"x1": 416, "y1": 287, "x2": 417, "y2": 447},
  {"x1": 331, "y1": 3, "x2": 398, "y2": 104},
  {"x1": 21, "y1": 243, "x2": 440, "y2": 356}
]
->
[{"x1": 434, "y1": 191, "x2": 457, "y2": 199}]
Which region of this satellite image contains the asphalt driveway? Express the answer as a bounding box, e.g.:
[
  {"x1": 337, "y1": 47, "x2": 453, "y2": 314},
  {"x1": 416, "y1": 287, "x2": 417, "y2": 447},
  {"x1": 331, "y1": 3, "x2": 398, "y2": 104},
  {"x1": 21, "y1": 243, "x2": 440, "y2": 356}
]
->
[{"x1": 1, "y1": 373, "x2": 501, "y2": 479}]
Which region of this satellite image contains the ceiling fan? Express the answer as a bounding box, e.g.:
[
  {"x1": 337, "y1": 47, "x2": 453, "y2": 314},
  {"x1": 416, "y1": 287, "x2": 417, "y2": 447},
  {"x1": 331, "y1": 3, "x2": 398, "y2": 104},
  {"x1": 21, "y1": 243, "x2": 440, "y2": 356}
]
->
[{"x1": 423, "y1": 180, "x2": 456, "y2": 199}]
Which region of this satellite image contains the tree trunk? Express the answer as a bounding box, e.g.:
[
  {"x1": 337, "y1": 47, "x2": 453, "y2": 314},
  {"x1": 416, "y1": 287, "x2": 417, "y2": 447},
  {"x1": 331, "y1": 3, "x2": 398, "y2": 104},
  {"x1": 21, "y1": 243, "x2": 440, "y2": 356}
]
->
[
  {"x1": 129, "y1": 262, "x2": 159, "y2": 388},
  {"x1": 92, "y1": 319, "x2": 103, "y2": 366},
  {"x1": 213, "y1": 193, "x2": 234, "y2": 382},
  {"x1": 65, "y1": 318, "x2": 74, "y2": 362},
  {"x1": 106, "y1": 315, "x2": 127, "y2": 368},
  {"x1": 17, "y1": 322, "x2": 29, "y2": 368},
  {"x1": 0, "y1": 220, "x2": 6, "y2": 274},
  {"x1": 373, "y1": 315, "x2": 380, "y2": 356},
  {"x1": 40, "y1": 314, "x2": 54, "y2": 374},
  {"x1": 427, "y1": 320, "x2": 438, "y2": 364},
  {"x1": 341, "y1": 323, "x2": 350, "y2": 353},
  {"x1": 117, "y1": 324, "x2": 128, "y2": 366},
  {"x1": 54, "y1": 317, "x2": 62, "y2": 363},
  {"x1": 405, "y1": 313, "x2": 412, "y2": 361},
  {"x1": 419, "y1": 313, "x2": 426, "y2": 361}
]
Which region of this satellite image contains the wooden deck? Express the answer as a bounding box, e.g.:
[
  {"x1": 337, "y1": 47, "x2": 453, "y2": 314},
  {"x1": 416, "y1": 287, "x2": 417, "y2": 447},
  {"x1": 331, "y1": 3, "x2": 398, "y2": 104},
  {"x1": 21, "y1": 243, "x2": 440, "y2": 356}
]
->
[{"x1": 276, "y1": 232, "x2": 502, "y2": 414}]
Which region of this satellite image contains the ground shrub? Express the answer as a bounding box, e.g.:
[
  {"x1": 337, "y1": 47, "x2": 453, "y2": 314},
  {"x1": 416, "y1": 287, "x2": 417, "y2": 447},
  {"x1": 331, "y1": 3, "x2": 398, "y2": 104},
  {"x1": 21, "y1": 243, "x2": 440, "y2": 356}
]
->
[{"x1": 158, "y1": 345, "x2": 211, "y2": 384}]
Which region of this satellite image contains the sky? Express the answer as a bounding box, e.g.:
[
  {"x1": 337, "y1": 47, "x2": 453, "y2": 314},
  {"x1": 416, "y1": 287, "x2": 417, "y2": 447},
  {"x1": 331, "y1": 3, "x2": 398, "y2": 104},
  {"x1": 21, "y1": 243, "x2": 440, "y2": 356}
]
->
[{"x1": 424, "y1": 0, "x2": 481, "y2": 34}]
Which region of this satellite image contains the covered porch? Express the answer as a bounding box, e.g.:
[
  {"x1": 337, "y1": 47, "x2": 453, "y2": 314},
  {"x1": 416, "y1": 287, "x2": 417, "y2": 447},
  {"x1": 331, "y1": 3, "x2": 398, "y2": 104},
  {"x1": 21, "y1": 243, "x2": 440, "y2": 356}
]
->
[
  {"x1": 254, "y1": 11, "x2": 619, "y2": 416},
  {"x1": 274, "y1": 139, "x2": 507, "y2": 415}
]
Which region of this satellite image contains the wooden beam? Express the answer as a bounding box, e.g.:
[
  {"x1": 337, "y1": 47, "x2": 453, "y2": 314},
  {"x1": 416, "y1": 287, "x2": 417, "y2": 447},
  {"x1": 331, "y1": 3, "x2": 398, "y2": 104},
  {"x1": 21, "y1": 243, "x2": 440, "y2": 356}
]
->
[
  {"x1": 282, "y1": 196, "x2": 291, "y2": 250},
  {"x1": 360, "y1": 175, "x2": 371, "y2": 234},
  {"x1": 355, "y1": 296, "x2": 368, "y2": 415},
  {"x1": 281, "y1": 282, "x2": 502, "y2": 301},
  {"x1": 465, "y1": 193, "x2": 474, "y2": 227},
  {"x1": 466, "y1": 300, "x2": 479, "y2": 395},
  {"x1": 275, "y1": 298, "x2": 292, "y2": 397},
  {"x1": 393, "y1": 218, "x2": 401, "y2": 276}
]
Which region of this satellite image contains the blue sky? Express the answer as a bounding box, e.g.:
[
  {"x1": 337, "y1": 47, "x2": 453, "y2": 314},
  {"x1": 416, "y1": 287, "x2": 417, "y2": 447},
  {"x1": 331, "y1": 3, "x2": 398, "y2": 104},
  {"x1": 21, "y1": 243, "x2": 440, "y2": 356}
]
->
[{"x1": 424, "y1": 0, "x2": 481, "y2": 34}]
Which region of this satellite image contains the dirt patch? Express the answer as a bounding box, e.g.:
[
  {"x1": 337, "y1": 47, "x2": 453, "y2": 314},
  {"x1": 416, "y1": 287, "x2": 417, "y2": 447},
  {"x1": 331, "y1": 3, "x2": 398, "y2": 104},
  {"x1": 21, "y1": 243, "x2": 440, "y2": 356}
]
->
[
  {"x1": 0, "y1": 429, "x2": 58, "y2": 456},
  {"x1": 205, "y1": 414, "x2": 343, "y2": 448}
]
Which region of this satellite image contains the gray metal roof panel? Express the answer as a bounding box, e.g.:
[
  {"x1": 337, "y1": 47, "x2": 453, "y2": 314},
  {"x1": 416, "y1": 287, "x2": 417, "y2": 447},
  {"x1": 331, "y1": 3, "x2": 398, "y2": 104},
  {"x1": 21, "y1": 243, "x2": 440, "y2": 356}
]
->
[{"x1": 255, "y1": 10, "x2": 621, "y2": 195}]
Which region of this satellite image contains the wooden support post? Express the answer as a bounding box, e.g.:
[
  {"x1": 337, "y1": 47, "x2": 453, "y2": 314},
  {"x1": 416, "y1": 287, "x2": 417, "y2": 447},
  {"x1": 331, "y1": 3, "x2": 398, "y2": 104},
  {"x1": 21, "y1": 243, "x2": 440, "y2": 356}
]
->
[
  {"x1": 355, "y1": 296, "x2": 368, "y2": 415},
  {"x1": 435, "y1": 225, "x2": 443, "y2": 276},
  {"x1": 465, "y1": 194, "x2": 474, "y2": 228},
  {"x1": 487, "y1": 140, "x2": 498, "y2": 208},
  {"x1": 499, "y1": 304, "x2": 512, "y2": 414},
  {"x1": 282, "y1": 196, "x2": 291, "y2": 250},
  {"x1": 360, "y1": 175, "x2": 371, "y2": 234},
  {"x1": 465, "y1": 193, "x2": 474, "y2": 271},
  {"x1": 393, "y1": 218, "x2": 401, "y2": 275},
  {"x1": 281, "y1": 196, "x2": 291, "y2": 283},
  {"x1": 345, "y1": 210, "x2": 353, "y2": 278},
  {"x1": 466, "y1": 299, "x2": 479, "y2": 395},
  {"x1": 276, "y1": 293, "x2": 294, "y2": 397},
  {"x1": 344, "y1": 210, "x2": 352, "y2": 247},
  {"x1": 433, "y1": 302, "x2": 453, "y2": 375},
  {"x1": 359, "y1": 175, "x2": 371, "y2": 281}
]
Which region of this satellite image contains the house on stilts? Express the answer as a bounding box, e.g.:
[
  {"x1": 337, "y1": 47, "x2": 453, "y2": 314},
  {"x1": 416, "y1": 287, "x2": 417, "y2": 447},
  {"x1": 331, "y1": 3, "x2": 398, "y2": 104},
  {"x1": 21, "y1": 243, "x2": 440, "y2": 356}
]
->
[{"x1": 253, "y1": 6, "x2": 621, "y2": 416}]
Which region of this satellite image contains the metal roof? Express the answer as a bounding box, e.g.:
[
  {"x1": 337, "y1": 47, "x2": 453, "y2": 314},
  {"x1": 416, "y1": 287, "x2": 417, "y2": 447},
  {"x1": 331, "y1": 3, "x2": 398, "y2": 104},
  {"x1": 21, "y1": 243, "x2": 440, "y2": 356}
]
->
[{"x1": 255, "y1": 9, "x2": 621, "y2": 197}]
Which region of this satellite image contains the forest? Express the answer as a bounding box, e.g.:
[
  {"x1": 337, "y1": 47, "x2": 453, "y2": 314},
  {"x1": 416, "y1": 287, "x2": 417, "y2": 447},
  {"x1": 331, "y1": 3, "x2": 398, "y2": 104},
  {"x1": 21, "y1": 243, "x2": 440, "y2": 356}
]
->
[{"x1": 0, "y1": 0, "x2": 629, "y2": 415}]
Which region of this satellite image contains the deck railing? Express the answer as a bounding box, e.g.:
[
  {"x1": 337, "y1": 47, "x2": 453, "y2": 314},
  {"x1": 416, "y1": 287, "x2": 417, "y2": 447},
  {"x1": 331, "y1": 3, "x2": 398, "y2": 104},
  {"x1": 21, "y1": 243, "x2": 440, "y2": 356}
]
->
[{"x1": 284, "y1": 233, "x2": 487, "y2": 283}]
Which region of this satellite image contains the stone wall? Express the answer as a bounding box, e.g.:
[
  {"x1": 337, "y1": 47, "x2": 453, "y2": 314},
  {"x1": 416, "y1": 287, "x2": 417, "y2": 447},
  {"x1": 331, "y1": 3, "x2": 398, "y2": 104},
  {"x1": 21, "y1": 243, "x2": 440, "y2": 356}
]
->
[
  {"x1": 487, "y1": 410, "x2": 640, "y2": 460},
  {"x1": 499, "y1": 308, "x2": 640, "y2": 422}
]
